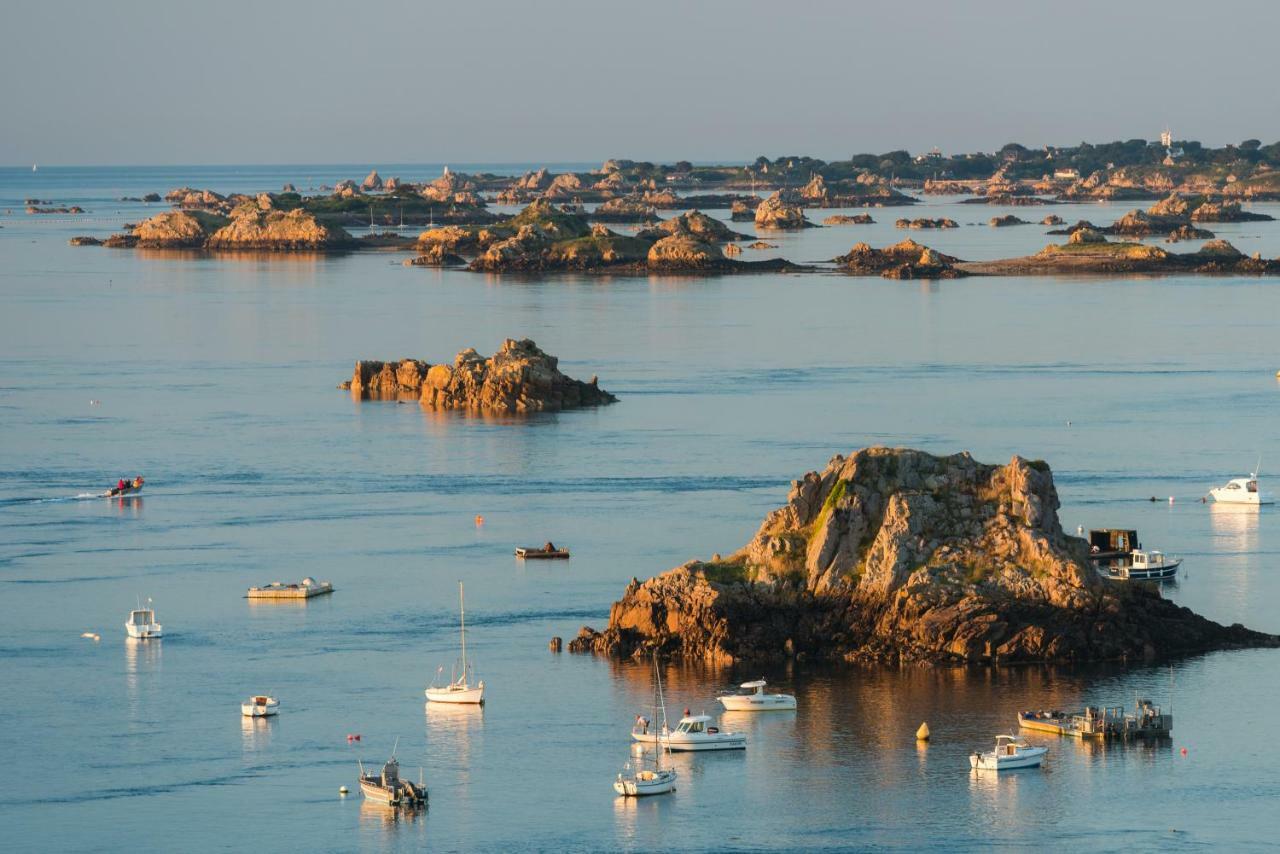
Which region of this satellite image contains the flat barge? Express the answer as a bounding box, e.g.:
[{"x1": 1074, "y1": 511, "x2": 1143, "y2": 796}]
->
[
  {"x1": 246, "y1": 577, "x2": 334, "y2": 600},
  {"x1": 1019, "y1": 700, "x2": 1172, "y2": 740}
]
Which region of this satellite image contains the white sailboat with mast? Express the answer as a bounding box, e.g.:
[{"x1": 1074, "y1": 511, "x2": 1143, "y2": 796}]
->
[{"x1": 425, "y1": 581, "x2": 485, "y2": 704}]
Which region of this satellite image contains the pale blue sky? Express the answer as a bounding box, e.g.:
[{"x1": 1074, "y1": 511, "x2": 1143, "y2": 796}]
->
[{"x1": 3, "y1": 0, "x2": 1277, "y2": 165}]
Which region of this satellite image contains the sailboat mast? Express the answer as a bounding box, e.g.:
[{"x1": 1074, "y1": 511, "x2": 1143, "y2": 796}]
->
[{"x1": 459, "y1": 581, "x2": 467, "y2": 678}]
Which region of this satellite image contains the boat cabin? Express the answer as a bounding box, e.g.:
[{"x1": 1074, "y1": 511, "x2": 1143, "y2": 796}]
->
[
  {"x1": 993, "y1": 734, "x2": 1024, "y2": 755},
  {"x1": 1131, "y1": 550, "x2": 1167, "y2": 568},
  {"x1": 1222, "y1": 478, "x2": 1259, "y2": 494},
  {"x1": 674, "y1": 715, "x2": 718, "y2": 734},
  {"x1": 128, "y1": 609, "x2": 156, "y2": 627},
  {"x1": 1089, "y1": 529, "x2": 1139, "y2": 557},
  {"x1": 735, "y1": 680, "x2": 767, "y2": 695}
]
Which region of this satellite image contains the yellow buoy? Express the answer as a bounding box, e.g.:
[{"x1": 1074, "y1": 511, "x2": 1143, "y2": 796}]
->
[{"x1": 916, "y1": 722, "x2": 931, "y2": 741}]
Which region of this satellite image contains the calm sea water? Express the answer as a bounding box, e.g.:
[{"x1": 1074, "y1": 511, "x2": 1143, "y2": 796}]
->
[{"x1": 2, "y1": 166, "x2": 1279, "y2": 853}]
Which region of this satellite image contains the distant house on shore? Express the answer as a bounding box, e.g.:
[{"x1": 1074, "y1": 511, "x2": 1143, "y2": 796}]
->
[{"x1": 1053, "y1": 168, "x2": 1081, "y2": 181}]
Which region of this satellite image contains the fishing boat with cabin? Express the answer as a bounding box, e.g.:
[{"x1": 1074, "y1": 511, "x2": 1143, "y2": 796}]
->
[
  {"x1": 125, "y1": 600, "x2": 162, "y2": 639},
  {"x1": 969, "y1": 735, "x2": 1048, "y2": 771},
  {"x1": 358, "y1": 744, "x2": 427, "y2": 808}
]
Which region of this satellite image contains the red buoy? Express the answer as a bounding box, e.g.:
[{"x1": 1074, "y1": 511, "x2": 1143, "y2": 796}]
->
[{"x1": 1180, "y1": 747, "x2": 1188, "y2": 756}]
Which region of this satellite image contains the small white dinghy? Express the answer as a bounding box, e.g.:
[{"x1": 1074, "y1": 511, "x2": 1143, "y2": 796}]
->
[
  {"x1": 716, "y1": 679, "x2": 797, "y2": 711},
  {"x1": 241, "y1": 695, "x2": 279, "y2": 717},
  {"x1": 125, "y1": 600, "x2": 162, "y2": 639},
  {"x1": 425, "y1": 582, "x2": 485, "y2": 705},
  {"x1": 969, "y1": 735, "x2": 1047, "y2": 771}
]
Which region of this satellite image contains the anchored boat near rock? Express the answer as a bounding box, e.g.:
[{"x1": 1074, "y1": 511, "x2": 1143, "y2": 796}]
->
[{"x1": 571, "y1": 447, "x2": 1279, "y2": 664}]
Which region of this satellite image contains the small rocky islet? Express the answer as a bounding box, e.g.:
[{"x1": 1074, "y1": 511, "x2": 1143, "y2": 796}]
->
[
  {"x1": 570, "y1": 447, "x2": 1278, "y2": 665},
  {"x1": 340, "y1": 338, "x2": 616, "y2": 414}
]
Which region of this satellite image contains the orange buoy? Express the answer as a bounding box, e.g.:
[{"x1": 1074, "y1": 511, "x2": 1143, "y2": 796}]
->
[{"x1": 475, "y1": 515, "x2": 485, "y2": 526}]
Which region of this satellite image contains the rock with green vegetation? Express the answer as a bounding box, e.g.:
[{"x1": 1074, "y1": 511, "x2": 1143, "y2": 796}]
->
[
  {"x1": 129, "y1": 210, "x2": 229, "y2": 247},
  {"x1": 654, "y1": 210, "x2": 748, "y2": 242},
  {"x1": 646, "y1": 235, "x2": 725, "y2": 268},
  {"x1": 834, "y1": 239, "x2": 965, "y2": 279},
  {"x1": 205, "y1": 207, "x2": 353, "y2": 250},
  {"x1": 591, "y1": 196, "x2": 659, "y2": 223},
  {"x1": 570, "y1": 447, "x2": 1278, "y2": 663}
]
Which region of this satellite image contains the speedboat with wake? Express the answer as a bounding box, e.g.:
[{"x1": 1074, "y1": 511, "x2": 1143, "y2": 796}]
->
[
  {"x1": 717, "y1": 679, "x2": 797, "y2": 711},
  {"x1": 103, "y1": 476, "x2": 144, "y2": 498}
]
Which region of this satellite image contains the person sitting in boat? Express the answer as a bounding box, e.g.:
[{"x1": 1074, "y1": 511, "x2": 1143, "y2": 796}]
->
[
  {"x1": 132, "y1": 475, "x2": 144, "y2": 489},
  {"x1": 543, "y1": 541, "x2": 556, "y2": 553},
  {"x1": 636, "y1": 714, "x2": 649, "y2": 734}
]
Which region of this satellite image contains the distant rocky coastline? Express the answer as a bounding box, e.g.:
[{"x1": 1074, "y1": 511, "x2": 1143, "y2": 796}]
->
[
  {"x1": 340, "y1": 338, "x2": 616, "y2": 414},
  {"x1": 570, "y1": 447, "x2": 1278, "y2": 664}
]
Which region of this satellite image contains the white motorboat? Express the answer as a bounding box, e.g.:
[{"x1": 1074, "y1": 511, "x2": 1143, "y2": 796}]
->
[
  {"x1": 614, "y1": 756, "x2": 677, "y2": 797},
  {"x1": 969, "y1": 735, "x2": 1048, "y2": 771},
  {"x1": 125, "y1": 601, "x2": 162, "y2": 638},
  {"x1": 241, "y1": 695, "x2": 279, "y2": 717},
  {"x1": 716, "y1": 679, "x2": 797, "y2": 711},
  {"x1": 1210, "y1": 473, "x2": 1274, "y2": 506},
  {"x1": 633, "y1": 714, "x2": 747, "y2": 752},
  {"x1": 425, "y1": 582, "x2": 484, "y2": 705}
]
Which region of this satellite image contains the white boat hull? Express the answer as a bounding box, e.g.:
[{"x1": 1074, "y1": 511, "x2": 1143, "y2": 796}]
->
[
  {"x1": 970, "y1": 747, "x2": 1047, "y2": 770},
  {"x1": 242, "y1": 703, "x2": 279, "y2": 717},
  {"x1": 631, "y1": 730, "x2": 747, "y2": 751},
  {"x1": 717, "y1": 694, "x2": 797, "y2": 711},
  {"x1": 1210, "y1": 489, "x2": 1274, "y2": 505},
  {"x1": 425, "y1": 685, "x2": 484, "y2": 704},
  {"x1": 614, "y1": 769, "x2": 677, "y2": 796},
  {"x1": 125, "y1": 624, "x2": 162, "y2": 638}
]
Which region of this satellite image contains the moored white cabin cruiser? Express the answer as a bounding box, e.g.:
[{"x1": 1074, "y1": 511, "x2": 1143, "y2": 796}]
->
[
  {"x1": 632, "y1": 714, "x2": 747, "y2": 751},
  {"x1": 969, "y1": 735, "x2": 1047, "y2": 771},
  {"x1": 241, "y1": 695, "x2": 280, "y2": 717},
  {"x1": 1210, "y1": 474, "x2": 1274, "y2": 505},
  {"x1": 125, "y1": 604, "x2": 162, "y2": 639},
  {"x1": 716, "y1": 679, "x2": 797, "y2": 711}
]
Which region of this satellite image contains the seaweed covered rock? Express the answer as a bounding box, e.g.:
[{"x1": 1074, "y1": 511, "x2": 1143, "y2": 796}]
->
[
  {"x1": 989, "y1": 214, "x2": 1029, "y2": 227},
  {"x1": 591, "y1": 196, "x2": 659, "y2": 223},
  {"x1": 341, "y1": 339, "x2": 617, "y2": 413},
  {"x1": 896, "y1": 218, "x2": 958, "y2": 229},
  {"x1": 206, "y1": 207, "x2": 353, "y2": 250},
  {"x1": 824, "y1": 214, "x2": 875, "y2": 225},
  {"x1": 571, "y1": 448, "x2": 1278, "y2": 664}
]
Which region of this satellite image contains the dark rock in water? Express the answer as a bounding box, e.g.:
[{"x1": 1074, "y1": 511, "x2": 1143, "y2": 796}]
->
[
  {"x1": 1166, "y1": 224, "x2": 1214, "y2": 243},
  {"x1": 549, "y1": 636, "x2": 562, "y2": 653},
  {"x1": 142, "y1": 193, "x2": 162, "y2": 203},
  {"x1": 824, "y1": 214, "x2": 875, "y2": 225},
  {"x1": 69, "y1": 236, "x2": 102, "y2": 246},
  {"x1": 570, "y1": 447, "x2": 1279, "y2": 664},
  {"x1": 989, "y1": 214, "x2": 1029, "y2": 227},
  {"x1": 834, "y1": 240, "x2": 965, "y2": 279},
  {"x1": 895, "y1": 217, "x2": 958, "y2": 229},
  {"x1": 341, "y1": 338, "x2": 618, "y2": 414}
]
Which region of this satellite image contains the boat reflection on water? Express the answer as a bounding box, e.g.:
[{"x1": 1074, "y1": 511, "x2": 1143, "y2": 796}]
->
[
  {"x1": 612, "y1": 774, "x2": 675, "y2": 841},
  {"x1": 358, "y1": 797, "x2": 426, "y2": 836},
  {"x1": 240, "y1": 713, "x2": 274, "y2": 753},
  {"x1": 425, "y1": 699, "x2": 483, "y2": 788},
  {"x1": 124, "y1": 635, "x2": 161, "y2": 711},
  {"x1": 1209, "y1": 502, "x2": 1261, "y2": 550}
]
